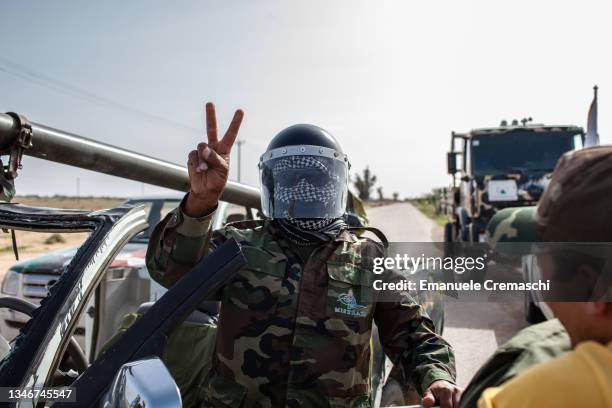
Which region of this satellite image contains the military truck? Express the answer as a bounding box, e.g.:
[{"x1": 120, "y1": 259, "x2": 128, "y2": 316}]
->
[{"x1": 443, "y1": 120, "x2": 584, "y2": 245}]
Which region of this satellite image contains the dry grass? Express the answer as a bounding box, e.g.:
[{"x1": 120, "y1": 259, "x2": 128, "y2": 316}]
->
[
  {"x1": 0, "y1": 196, "x2": 124, "y2": 282},
  {"x1": 13, "y1": 196, "x2": 124, "y2": 210},
  {"x1": 411, "y1": 196, "x2": 449, "y2": 227},
  {"x1": 0, "y1": 231, "x2": 89, "y2": 281}
]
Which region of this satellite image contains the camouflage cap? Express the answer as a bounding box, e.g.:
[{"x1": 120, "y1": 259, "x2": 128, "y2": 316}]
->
[
  {"x1": 487, "y1": 145, "x2": 612, "y2": 248},
  {"x1": 486, "y1": 206, "x2": 539, "y2": 247}
]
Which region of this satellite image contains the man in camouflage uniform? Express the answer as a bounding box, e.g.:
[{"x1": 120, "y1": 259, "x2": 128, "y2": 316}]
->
[
  {"x1": 458, "y1": 319, "x2": 570, "y2": 408},
  {"x1": 461, "y1": 145, "x2": 612, "y2": 407},
  {"x1": 146, "y1": 103, "x2": 459, "y2": 407},
  {"x1": 459, "y1": 205, "x2": 572, "y2": 408}
]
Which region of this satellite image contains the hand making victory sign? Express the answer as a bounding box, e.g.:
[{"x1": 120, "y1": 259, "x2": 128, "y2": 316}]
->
[{"x1": 185, "y1": 102, "x2": 244, "y2": 217}]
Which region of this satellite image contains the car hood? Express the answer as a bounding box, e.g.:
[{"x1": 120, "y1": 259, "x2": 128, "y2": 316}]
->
[{"x1": 9, "y1": 242, "x2": 148, "y2": 275}]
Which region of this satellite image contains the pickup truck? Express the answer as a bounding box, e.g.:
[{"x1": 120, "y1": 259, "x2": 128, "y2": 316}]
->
[
  {"x1": 0, "y1": 194, "x2": 259, "y2": 355},
  {"x1": 0, "y1": 198, "x2": 443, "y2": 407},
  {"x1": 0, "y1": 201, "x2": 250, "y2": 407}
]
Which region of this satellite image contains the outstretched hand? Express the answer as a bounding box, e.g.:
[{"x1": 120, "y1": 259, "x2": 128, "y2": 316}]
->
[{"x1": 185, "y1": 102, "x2": 244, "y2": 217}]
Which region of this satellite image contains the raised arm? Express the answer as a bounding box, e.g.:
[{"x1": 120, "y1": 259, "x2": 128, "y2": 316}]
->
[{"x1": 146, "y1": 102, "x2": 244, "y2": 287}]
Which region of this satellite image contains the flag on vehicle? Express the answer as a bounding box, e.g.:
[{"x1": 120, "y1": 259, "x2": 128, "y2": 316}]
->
[{"x1": 585, "y1": 85, "x2": 599, "y2": 147}]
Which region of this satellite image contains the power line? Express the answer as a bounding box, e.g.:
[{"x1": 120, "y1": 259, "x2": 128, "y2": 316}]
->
[
  {"x1": 0, "y1": 57, "x2": 271, "y2": 153},
  {"x1": 0, "y1": 57, "x2": 201, "y2": 136}
]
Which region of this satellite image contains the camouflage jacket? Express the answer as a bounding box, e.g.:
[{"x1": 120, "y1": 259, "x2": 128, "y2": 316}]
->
[
  {"x1": 459, "y1": 318, "x2": 570, "y2": 408},
  {"x1": 146, "y1": 204, "x2": 456, "y2": 408}
]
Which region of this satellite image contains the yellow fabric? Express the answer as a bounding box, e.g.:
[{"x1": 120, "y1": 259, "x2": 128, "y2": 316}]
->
[{"x1": 478, "y1": 340, "x2": 612, "y2": 408}]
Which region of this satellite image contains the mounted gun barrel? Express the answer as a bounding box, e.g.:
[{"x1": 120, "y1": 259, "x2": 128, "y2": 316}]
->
[{"x1": 0, "y1": 112, "x2": 261, "y2": 208}]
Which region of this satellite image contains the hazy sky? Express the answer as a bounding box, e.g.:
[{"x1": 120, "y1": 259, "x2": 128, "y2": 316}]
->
[{"x1": 0, "y1": 1, "x2": 609, "y2": 198}]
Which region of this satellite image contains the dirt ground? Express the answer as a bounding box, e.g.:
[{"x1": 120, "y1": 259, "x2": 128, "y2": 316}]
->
[
  {"x1": 0, "y1": 196, "x2": 124, "y2": 282},
  {"x1": 11, "y1": 196, "x2": 123, "y2": 210}
]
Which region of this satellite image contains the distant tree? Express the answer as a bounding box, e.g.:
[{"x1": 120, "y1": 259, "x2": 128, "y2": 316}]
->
[
  {"x1": 353, "y1": 166, "x2": 377, "y2": 201},
  {"x1": 392, "y1": 192, "x2": 399, "y2": 201},
  {"x1": 377, "y1": 187, "x2": 384, "y2": 201}
]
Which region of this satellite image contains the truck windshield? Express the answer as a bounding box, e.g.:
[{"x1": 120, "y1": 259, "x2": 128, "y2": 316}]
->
[{"x1": 471, "y1": 131, "x2": 577, "y2": 177}]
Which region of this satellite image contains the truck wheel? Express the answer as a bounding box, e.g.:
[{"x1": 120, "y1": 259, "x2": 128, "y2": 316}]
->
[
  {"x1": 444, "y1": 222, "x2": 453, "y2": 243},
  {"x1": 443, "y1": 222, "x2": 456, "y2": 260},
  {"x1": 462, "y1": 222, "x2": 486, "y2": 283},
  {"x1": 460, "y1": 224, "x2": 470, "y2": 242}
]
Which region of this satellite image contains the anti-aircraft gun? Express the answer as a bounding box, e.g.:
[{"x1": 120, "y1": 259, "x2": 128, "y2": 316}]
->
[{"x1": 0, "y1": 112, "x2": 260, "y2": 206}]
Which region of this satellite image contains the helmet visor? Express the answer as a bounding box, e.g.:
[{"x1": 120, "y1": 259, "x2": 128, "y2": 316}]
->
[{"x1": 260, "y1": 154, "x2": 348, "y2": 219}]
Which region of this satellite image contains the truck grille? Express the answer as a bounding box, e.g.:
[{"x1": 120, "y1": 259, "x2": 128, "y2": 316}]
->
[{"x1": 22, "y1": 274, "x2": 60, "y2": 299}]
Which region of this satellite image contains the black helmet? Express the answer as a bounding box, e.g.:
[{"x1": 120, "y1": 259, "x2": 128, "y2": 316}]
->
[
  {"x1": 258, "y1": 124, "x2": 350, "y2": 222},
  {"x1": 266, "y1": 124, "x2": 345, "y2": 153}
]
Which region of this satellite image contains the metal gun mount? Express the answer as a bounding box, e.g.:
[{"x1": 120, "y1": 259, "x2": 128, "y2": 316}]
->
[
  {"x1": 0, "y1": 112, "x2": 261, "y2": 207},
  {"x1": 0, "y1": 113, "x2": 33, "y2": 201}
]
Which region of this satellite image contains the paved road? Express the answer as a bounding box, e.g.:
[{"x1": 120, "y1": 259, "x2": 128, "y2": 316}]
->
[
  {"x1": 367, "y1": 202, "x2": 528, "y2": 388},
  {"x1": 367, "y1": 202, "x2": 441, "y2": 242}
]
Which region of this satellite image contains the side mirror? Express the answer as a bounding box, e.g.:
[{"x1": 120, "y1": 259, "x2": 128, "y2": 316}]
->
[
  {"x1": 447, "y1": 152, "x2": 458, "y2": 174},
  {"x1": 102, "y1": 357, "x2": 181, "y2": 408}
]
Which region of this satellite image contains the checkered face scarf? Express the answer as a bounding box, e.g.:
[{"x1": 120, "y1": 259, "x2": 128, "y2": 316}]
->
[
  {"x1": 286, "y1": 217, "x2": 334, "y2": 230},
  {"x1": 272, "y1": 156, "x2": 338, "y2": 206},
  {"x1": 277, "y1": 217, "x2": 347, "y2": 246}
]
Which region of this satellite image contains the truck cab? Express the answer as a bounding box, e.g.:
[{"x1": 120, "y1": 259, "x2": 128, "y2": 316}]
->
[{"x1": 445, "y1": 123, "x2": 584, "y2": 244}]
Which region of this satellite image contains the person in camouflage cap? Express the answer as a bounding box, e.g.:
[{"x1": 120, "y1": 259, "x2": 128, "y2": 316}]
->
[
  {"x1": 458, "y1": 318, "x2": 570, "y2": 408},
  {"x1": 475, "y1": 145, "x2": 612, "y2": 408},
  {"x1": 146, "y1": 103, "x2": 459, "y2": 407},
  {"x1": 486, "y1": 144, "x2": 612, "y2": 246}
]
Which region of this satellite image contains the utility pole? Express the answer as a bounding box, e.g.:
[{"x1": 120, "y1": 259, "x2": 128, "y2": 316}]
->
[
  {"x1": 236, "y1": 140, "x2": 245, "y2": 182},
  {"x1": 76, "y1": 177, "x2": 80, "y2": 202}
]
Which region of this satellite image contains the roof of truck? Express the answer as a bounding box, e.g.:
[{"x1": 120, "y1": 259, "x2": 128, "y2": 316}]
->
[{"x1": 453, "y1": 125, "x2": 584, "y2": 138}]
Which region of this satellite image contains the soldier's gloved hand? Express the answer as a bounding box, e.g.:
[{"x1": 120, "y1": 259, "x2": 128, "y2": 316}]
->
[
  {"x1": 422, "y1": 380, "x2": 462, "y2": 408},
  {"x1": 185, "y1": 102, "x2": 244, "y2": 217}
]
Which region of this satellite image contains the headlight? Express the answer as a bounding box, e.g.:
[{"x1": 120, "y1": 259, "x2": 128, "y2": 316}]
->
[{"x1": 2, "y1": 270, "x2": 21, "y2": 296}]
